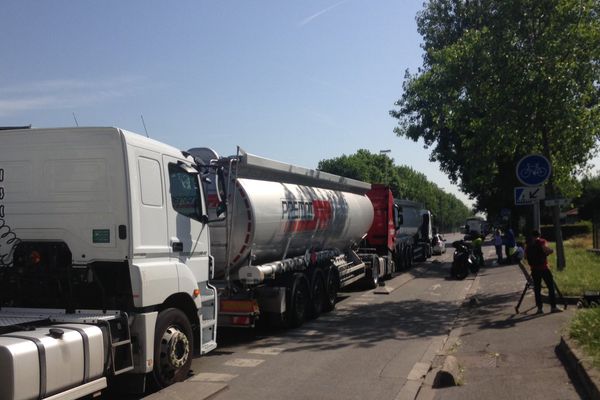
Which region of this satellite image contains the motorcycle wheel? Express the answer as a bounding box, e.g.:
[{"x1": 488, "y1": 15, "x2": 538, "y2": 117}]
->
[{"x1": 451, "y1": 262, "x2": 468, "y2": 280}]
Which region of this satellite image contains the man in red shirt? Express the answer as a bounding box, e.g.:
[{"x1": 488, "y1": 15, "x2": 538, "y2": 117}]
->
[{"x1": 526, "y1": 230, "x2": 561, "y2": 314}]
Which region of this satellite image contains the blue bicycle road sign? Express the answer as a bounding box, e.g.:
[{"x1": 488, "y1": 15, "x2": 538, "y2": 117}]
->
[{"x1": 516, "y1": 154, "x2": 551, "y2": 186}]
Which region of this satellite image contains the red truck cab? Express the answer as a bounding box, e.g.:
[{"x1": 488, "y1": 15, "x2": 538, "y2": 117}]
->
[{"x1": 365, "y1": 184, "x2": 399, "y2": 254}]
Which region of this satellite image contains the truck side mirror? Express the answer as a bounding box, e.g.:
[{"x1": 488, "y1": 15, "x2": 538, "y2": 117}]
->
[{"x1": 393, "y1": 204, "x2": 401, "y2": 230}]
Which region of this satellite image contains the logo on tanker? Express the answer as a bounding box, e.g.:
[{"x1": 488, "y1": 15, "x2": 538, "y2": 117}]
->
[{"x1": 281, "y1": 199, "x2": 332, "y2": 232}]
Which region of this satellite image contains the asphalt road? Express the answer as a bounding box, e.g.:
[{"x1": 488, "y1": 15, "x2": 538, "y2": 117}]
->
[{"x1": 163, "y1": 232, "x2": 476, "y2": 400}]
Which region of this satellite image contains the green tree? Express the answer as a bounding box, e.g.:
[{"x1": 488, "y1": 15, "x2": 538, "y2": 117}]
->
[
  {"x1": 318, "y1": 150, "x2": 471, "y2": 231},
  {"x1": 390, "y1": 0, "x2": 600, "y2": 217},
  {"x1": 574, "y1": 173, "x2": 600, "y2": 220}
]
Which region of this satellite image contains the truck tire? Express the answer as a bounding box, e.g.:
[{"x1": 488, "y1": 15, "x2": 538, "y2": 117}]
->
[
  {"x1": 285, "y1": 274, "x2": 308, "y2": 328},
  {"x1": 383, "y1": 257, "x2": 393, "y2": 280},
  {"x1": 323, "y1": 267, "x2": 338, "y2": 312},
  {"x1": 405, "y1": 247, "x2": 413, "y2": 269},
  {"x1": 308, "y1": 269, "x2": 325, "y2": 319},
  {"x1": 393, "y1": 250, "x2": 403, "y2": 272},
  {"x1": 365, "y1": 256, "x2": 379, "y2": 289},
  {"x1": 417, "y1": 246, "x2": 427, "y2": 262},
  {"x1": 153, "y1": 308, "x2": 193, "y2": 388}
]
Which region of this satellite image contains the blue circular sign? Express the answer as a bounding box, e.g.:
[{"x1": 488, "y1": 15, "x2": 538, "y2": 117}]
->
[{"x1": 516, "y1": 154, "x2": 551, "y2": 186}]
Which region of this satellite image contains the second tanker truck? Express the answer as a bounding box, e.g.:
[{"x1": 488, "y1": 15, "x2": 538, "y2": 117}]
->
[{"x1": 188, "y1": 147, "x2": 398, "y2": 329}]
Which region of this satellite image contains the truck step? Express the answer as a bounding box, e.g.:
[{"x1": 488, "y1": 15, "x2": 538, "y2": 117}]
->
[
  {"x1": 201, "y1": 340, "x2": 217, "y2": 354},
  {"x1": 200, "y1": 294, "x2": 215, "y2": 303},
  {"x1": 201, "y1": 318, "x2": 216, "y2": 328},
  {"x1": 111, "y1": 339, "x2": 134, "y2": 375},
  {"x1": 338, "y1": 262, "x2": 367, "y2": 278}
]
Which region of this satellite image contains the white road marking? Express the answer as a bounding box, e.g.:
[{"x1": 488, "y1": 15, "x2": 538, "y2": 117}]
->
[
  {"x1": 335, "y1": 310, "x2": 352, "y2": 316},
  {"x1": 348, "y1": 301, "x2": 369, "y2": 306},
  {"x1": 224, "y1": 358, "x2": 265, "y2": 368},
  {"x1": 248, "y1": 347, "x2": 285, "y2": 356},
  {"x1": 190, "y1": 373, "x2": 238, "y2": 382},
  {"x1": 431, "y1": 284, "x2": 442, "y2": 291},
  {"x1": 298, "y1": 329, "x2": 319, "y2": 336}
]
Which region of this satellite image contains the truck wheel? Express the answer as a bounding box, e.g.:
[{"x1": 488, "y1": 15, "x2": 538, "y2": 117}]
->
[
  {"x1": 286, "y1": 274, "x2": 308, "y2": 328},
  {"x1": 153, "y1": 308, "x2": 193, "y2": 388},
  {"x1": 308, "y1": 270, "x2": 325, "y2": 319},
  {"x1": 365, "y1": 257, "x2": 379, "y2": 289},
  {"x1": 405, "y1": 247, "x2": 413, "y2": 269},
  {"x1": 417, "y1": 246, "x2": 427, "y2": 262},
  {"x1": 393, "y1": 250, "x2": 403, "y2": 272},
  {"x1": 383, "y1": 257, "x2": 393, "y2": 280},
  {"x1": 323, "y1": 267, "x2": 338, "y2": 312}
]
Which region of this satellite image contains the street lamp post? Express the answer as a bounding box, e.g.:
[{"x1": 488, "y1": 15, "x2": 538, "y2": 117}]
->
[{"x1": 380, "y1": 150, "x2": 391, "y2": 187}]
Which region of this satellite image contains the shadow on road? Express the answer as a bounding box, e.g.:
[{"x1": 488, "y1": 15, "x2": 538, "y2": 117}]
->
[{"x1": 214, "y1": 257, "x2": 533, "y2": 356}]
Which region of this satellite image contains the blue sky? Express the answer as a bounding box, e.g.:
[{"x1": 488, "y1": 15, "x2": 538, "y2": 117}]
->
[{"x1": 7, "y1": 0, "x2": 586, "y2": 207}]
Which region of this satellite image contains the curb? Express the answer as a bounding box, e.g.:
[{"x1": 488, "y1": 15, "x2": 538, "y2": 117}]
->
[
  {"x1": 429, "y1": 355, "x2": 460, "y2": 388},
  {"x1": 143, "y1": 381, "x2": 228, "y2": 400},
  {"x1": 541, "y1": 292, "x2": 580, "y2": 305},
  {"x1": 413, "y1": 275, "x2": 481, "y2": 400},
  {"x1": 556, "y1": 336, "x2": 600, "y2": 400}
]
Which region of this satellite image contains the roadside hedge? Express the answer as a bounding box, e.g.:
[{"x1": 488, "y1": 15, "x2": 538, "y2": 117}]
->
[{"x1": 541, "y1": 221, "x2": 592, "y2": 241}]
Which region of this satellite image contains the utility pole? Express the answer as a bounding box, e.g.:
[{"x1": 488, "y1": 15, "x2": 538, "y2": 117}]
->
[{"x1": 380, "y1": 150, "x2": 391, "y2": 186}]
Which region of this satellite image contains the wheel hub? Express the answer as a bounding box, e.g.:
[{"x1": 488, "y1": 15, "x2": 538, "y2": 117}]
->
[{"x1": 160, "y1": 326, "x2": 190, "y2": 369}]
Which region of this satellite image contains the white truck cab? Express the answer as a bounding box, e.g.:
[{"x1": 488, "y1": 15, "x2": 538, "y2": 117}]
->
[{"x1": 0, "y1": 127, "x2": 217, "y2": 399}]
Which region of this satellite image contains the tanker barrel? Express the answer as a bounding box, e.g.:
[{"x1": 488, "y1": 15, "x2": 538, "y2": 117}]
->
[{"x1": 188, "y1": 147, "x2": 374, "y2": 281}]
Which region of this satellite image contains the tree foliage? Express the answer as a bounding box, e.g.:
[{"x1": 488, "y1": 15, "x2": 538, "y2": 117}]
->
[
  {"x1": 318, "y1": 149, "x2": 471, "y2": 231},
  {"x1": 574, "y1": 173, "x2": 600, "y2": 220},
  {"x1": 390, "y1": 0, "x2": 600, "y2": 219}
]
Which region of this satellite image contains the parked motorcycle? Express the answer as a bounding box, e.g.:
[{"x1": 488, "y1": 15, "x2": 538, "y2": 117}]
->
[{"x1": 450, "y1": 240, "x2": 479, "y2": 280}]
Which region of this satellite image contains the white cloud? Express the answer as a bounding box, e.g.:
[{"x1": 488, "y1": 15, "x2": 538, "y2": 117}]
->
[
  {"x1": 0, "y1": 77, "x2": 146, "y2": 116},
  {"x1": 298, "y1": 0, "x2": 350, "y2": 27}
]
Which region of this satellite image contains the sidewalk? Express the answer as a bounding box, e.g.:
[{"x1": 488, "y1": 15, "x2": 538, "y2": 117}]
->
[{"x1": 418, "y1": 252, "x2": 583, "y2": 400}]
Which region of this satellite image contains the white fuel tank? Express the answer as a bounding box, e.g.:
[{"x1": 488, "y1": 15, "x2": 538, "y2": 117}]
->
[
  {"x1": 209, "y1": 178, "x2": 373, "y2": 278},
  {"x1": 0, "y1": 324, "x2": 106, "y2": 400}
]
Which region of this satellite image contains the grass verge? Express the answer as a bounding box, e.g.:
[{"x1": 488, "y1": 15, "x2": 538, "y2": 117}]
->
[
  {"x1": 543, "y1": 233, "x2": 600, "y2": 369},
  {"x1": 569, "y1": 308, "x2": 600, "y2": 368},
  {"x1": 548, "y1": 235, "x2": 600, "y2": 297}
]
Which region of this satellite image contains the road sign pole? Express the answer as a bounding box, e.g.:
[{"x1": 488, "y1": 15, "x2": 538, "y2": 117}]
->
[
  {"x1": 533, "y1": 201, "x2": 541, "y2": 233},
  {"x1": 552, "y1": 204, "x2": 566, "y2": 271}
]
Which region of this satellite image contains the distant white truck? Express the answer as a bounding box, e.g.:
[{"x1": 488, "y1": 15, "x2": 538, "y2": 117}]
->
[
  {"x1": 464, "y1": 217, "x2": 488, "y2": 239},
  {"x1": 394, "y1": 199, "x2": 433, "y2": 267}
]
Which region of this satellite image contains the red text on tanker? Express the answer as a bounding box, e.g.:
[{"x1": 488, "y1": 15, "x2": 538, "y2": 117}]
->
[{"x1": 281, "y1": 199, "x2": 332, "y2": 232}]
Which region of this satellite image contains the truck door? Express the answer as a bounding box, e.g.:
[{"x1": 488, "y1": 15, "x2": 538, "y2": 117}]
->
[{"x1": 163, "y1": 156, "x2": 211, "y2": 286}]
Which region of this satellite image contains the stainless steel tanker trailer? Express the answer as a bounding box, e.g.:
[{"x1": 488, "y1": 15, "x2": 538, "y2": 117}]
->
[{"x1": 188, "y1": 147, "x2": 392, "y2": 328}]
